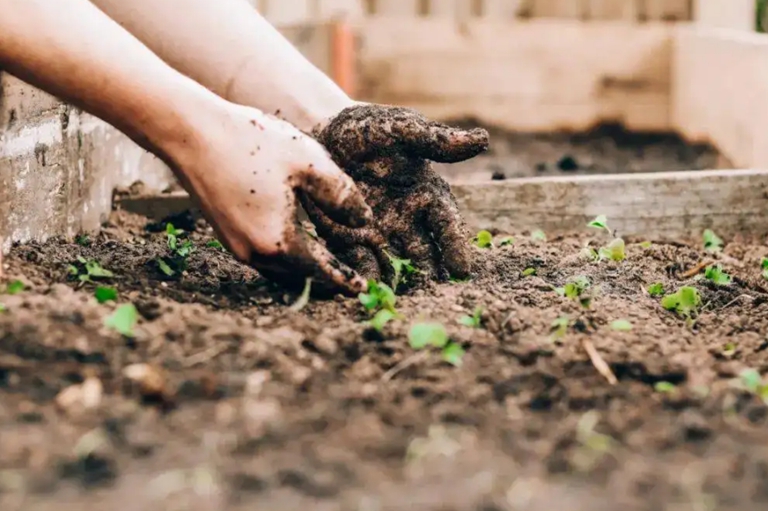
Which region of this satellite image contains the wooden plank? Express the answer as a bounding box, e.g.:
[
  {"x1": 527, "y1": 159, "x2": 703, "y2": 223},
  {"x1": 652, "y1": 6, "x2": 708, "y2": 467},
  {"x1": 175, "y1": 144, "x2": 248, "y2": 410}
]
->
[
  {"x1": 115, "y1": 170, "x2": 768, "y2": 239},
  {"x1": 585, "y1": 0, "x2": 639, "y2": 21},
  {"x1": 642, "y1": 0, "x2": 691, "y2": 21},
  {"x1": 531, "y1": 0, "x2": 586, "y2": 19},
  {"x1": 374, "y1": 0, "x2": 419, "y2": 16},
  {"x1": 481, "y1": 0, "x2": 525, "y2": 19}
]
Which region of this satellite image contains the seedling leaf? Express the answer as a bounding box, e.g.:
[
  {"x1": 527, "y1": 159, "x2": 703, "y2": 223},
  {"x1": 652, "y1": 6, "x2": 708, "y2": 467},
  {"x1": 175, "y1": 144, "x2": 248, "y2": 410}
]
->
[
  {"x1": 647, "y1": 282, "x2": 665, "y2": 297},
  {"x1": 722, "y1": 342, "x2": 737, "y2": 357},
  {"x1": 0, "y1": 303, "x2": 5, "y2": 313},
  {"x1": 499, "y1": 237, "x2": 514, "y2": 247},
  {"x1": 661, "y1": 286, "x2": 701, "y2": 319},
  {"x1": 94, "y1": 286, "x2": 118, "y2": 304},
  {"x1": 289, "y1": 278, "x2": 312, "y2": 312},
  {"x1": 704, "y1": 264, "x2": 732, "y2": 286},
  {"x1": 531, "y1": 230, "x2": 547, "y2": 242},
  {"x1": 587, "y1": 215, "x2": 610, "y2": 232},
  {"x1": 85, "y1": 260, "x2": 114, "y2": 279},
  {"x1": 5, "y1": 280, "x2": 25, "y2": 295},
  {"x1": 387, "y1": 252, "x2": 417, "y2": 291},
  {"x1": 370, "y1": 309, "x2": 396, "y2": 332},
  {"x1": 157, "y1": 259, "x2": 175, "y2": 277},
  {"x1": 610, "y1": 319, "x2": 632, "y2": 331},
  {"x1": 640, "y1": 241, "x2": 652, "y2": 249},
  {"x1": 703, "y1": 229, "x2": 723, "y2": 252},
  {"x1": 206, "y1": 240, "x2": 224, "y2": 250},
  {"x1": 598, "y1": 238, "x2": 626, "y2": 262},
  {"x1": 105, "y1": 304, "x2": 138, "y2": 337},
  {"x1": 762, "y1": 258, "x2": 768, "y2": 280},
  {"x1": 739, "y1": 368, "x2": 762, "y2": 394},
  {"x1": 474, "y1": 230, "x2": 494, "y2": 249},
  {"x1": 359, "y1": 280, "x2": 396, "y2": 313},
  {"x1": 409, "y1": 322, "x2": 449, "y2": 350},
  {"x1": 551, "y1": 316, "x2": 570, "y2": 341},
  {"x1": 458, "y1": 307, "x2": 483, "y2": 328},
  {"x1": 654, "y1": 381, "x2": 676, "y2": 393},
  {"x1": 521, "y1": 267, "x2": 537, "y2": 277},
  {"x1": 442, "y1": 342, "x2": 465, "y2": 367}
]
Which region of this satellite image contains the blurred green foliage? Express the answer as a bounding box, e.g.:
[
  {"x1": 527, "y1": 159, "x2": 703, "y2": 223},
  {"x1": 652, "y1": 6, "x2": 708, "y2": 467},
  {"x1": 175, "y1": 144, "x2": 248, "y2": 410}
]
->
[{"x1": 758, "y1": 0, "x2": 768, "y2": 33}]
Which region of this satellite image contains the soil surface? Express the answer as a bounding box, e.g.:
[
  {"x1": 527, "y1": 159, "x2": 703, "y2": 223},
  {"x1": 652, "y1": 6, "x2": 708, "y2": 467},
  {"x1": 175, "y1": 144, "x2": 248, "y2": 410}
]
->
[
  {"x1": 436, "y1": 123, "x2": 723, "y2": 183},
  {"x1": 2, "y1": 209, "x2": 768, "y2": 511}
]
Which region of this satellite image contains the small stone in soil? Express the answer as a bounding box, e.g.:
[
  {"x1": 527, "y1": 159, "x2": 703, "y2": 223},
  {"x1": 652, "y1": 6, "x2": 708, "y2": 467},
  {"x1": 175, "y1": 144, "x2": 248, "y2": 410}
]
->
[{"x1": 557, "y1": 155, "x2": 579, "y2": 171}]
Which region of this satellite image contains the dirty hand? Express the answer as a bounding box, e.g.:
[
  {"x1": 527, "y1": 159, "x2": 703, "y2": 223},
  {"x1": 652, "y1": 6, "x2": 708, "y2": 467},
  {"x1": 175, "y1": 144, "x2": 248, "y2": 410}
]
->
[
  {"x1": 171, "y1": 103, "x2": 372, "y2": 295},
  {"x1": 304, "y1": 104, "x2": 489, "y2": 283}
]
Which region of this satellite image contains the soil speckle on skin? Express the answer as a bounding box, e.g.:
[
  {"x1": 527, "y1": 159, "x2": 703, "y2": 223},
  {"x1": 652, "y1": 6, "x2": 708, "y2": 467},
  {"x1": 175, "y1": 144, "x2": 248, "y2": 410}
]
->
[{"x1": 2, "y1": 208, "x2": 768, "y2": 510}]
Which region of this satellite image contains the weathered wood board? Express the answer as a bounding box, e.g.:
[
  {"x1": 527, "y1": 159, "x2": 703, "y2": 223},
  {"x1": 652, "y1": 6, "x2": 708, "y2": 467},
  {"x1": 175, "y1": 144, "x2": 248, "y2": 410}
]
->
[{"x1": 116, "y1": 170, "x2": 768, "y2": 240}]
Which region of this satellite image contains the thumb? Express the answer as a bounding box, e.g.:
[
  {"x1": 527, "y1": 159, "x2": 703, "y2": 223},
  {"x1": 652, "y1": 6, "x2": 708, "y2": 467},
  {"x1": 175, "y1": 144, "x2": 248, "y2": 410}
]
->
[
  {"x1": 406, "y1": 122, "x2": 490, "y2": 163},
  {"x1": 298, "y1": 158, "x2": 373, "y2": 229}
]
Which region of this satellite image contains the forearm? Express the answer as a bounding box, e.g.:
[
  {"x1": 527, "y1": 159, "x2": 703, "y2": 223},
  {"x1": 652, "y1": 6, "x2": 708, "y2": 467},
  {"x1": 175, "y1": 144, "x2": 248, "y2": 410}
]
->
[
  {"x1": 89, "y1": 0, "x2": 353, "y2": 131},
  {"x1": 0, "y1": 0, "x2": 222, "y2": 164}
]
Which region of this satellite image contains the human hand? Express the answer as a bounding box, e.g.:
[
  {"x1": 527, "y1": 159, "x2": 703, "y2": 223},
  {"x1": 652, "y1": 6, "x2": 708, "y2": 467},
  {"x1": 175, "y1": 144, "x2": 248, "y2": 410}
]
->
[
  {"x1": 169, "y1": 102, "x2": 373, "y2": 295},
  {"x1": 304, "y1": 104, "x2": 489, "y2": 283}
]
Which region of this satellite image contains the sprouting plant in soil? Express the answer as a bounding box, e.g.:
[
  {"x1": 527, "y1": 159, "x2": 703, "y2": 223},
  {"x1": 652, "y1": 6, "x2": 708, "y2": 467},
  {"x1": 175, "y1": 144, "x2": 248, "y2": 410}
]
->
[
  {"x1": 105, "y1": 303, "x2": 138, "y2": 337},
  {"x1": 521, "y1": 267, "x2": 537, "y2": 277},
  {"x1": 386, "y1": 252, "x2": 417, "y2": 292},
  {"x1": 587, "y1": 215, "x2": 625, "y2": 262},
  {"x1": 158, "y1": 222, "x2": 195, "y2": 277},
  {"x1": 69, "y1": 256, "x2": 114, "y2": 284},
  {"x1": 654, "y1": 381, "x2": 676, "y2": 393},
  {"x1": 550, "y1": 316, "x2": 570, "y2": 342},
  {"x1": 369, "y1": 309, "x2": 396, "y2": 332},
  {"x1": 610, "y1": 319, "x2": 632, "y2": 331},
  {"x1": 703, "y1": 229, "x2": 724, "y2": 253},
  {"x1": 458, "y1": 307, "x2": 483, "y2": 328},
  {"x1": 3, "y1": 280, "x2": 25, "y2": 295},
  {"x1": 288, "y1": 278, "x2": 312, "y2": 313},
  {"x1": 731, "y1": 368, "x2": 768, "y2": 404},
  {"x1": 206, "y1": 239, "x2": 225, "y2": 250},
  {"x1": 408, "y1": 322, "x2": 465, "y2": 367},
  {"x1": 573, "y1": 411, "x2": 615, "y2": 471},
  {"x1": 556, "y1": 275, "x2": 593, "y2": 308},
  {"x1": 661, "y1": 286, "x2": 701, "y2": 324},
  {"x1": 587, "y1": 215, "x2": 610, "y2": 233},
  {"x1": 647, "y1": 282, "x2": 665, "y2": 297},
  {"x1": 359, "y1": 280, "x2": 397, "y2": 313},
  {"x1": 473, "y1": 230, "x2": 494, "y2": 249},
  {"x1": 531, "y1": 229, "x2": 547, "y2": 242},
  {"x1": 499, "y1": 237, "x2": 514, "y2": 247},
  {"x1": 722, "y1": 342, "x2": 737, "y2": 358},
  {"x1": 94, "y1": 286, "x2": 118, "y2": 304},
  {"x1": 761, "y1": 257, "x2": 768, "y2": 280},
  {"x1": 704, "y1": 264, "x2": 732, "y2": 286}
]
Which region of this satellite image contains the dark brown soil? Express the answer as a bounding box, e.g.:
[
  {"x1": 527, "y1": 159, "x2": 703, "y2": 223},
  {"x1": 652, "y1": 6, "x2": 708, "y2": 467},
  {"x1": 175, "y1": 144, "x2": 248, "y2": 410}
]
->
[
  {"x1": 436, "y1": 123, "x2": 723, "y2": 183},
  {"x1": 2, "y1": 209, "x2": 768, "y2": 511}
]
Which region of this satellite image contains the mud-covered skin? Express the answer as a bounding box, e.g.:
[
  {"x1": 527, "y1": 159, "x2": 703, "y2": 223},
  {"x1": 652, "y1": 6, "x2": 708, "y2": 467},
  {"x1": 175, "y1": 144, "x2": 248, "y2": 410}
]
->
[{"x1": 308, "y1": 105, "x2": 489, "y2": 281}]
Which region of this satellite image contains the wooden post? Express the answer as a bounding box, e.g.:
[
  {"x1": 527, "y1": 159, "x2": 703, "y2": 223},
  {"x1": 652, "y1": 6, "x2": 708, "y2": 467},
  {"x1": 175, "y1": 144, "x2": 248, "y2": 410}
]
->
[{"x1": 331, "y1": 20, "x2": 356, "y2": 95}]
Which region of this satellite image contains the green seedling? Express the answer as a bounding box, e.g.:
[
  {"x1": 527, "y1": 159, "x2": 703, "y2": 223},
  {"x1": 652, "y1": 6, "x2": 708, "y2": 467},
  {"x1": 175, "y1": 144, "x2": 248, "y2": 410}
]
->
[
  {"x1": 761, "y1": 258, "x2": 768, "y2": 280},
  {"x1": 206, "y1": 240, "x2": 224, "y2": 250},
  {"x1": 598, "y1": 238, "x2": 626, "y2": 262},
  {"x1": 105, "y1": 303, "x2": 138, "y2": 337},
  {"x1": 408, "y1": 322, "x2": 465, "y2": 367},
  {"x1": 157, "y1": 259, "x2": 175, "y2": 277},
  {"x1": 581, "y1": 247, "x2": 600, "y2": 262},
  {"x1": 359, "y1": 280, "x2": 396, "y2": 313},
  {"x1": 550, "y1": 316, "x2": 570, "y2": 341},
  {"x1": 703, "y1": 229, "x2": 723, "y2": 253},
  {"x1": 289, "y1": 278, "x2": 312, "y2": 313},
  {"x1": 474, "y1": 230, "x2": 494, "y2": 249},
  {"x1": 610, "y1": 319, "x2": 632, "y2": 331},
  {"x1": 75, "y1": 234, "x2": 91, "y2": 247},
  {"x1": 158, "y1": 223, "x2": 195, "y2": 276},
  {"x1": 449, "y1": 277, "x2": 470, "y2": 284},
  {"x1": 704, "y1": 264, "x2": 732, "y2": 286},
  {"x1": 654, "y1": 381, "x2": 676, "y2": 393},
  {"x1": 732, "y1": 368, "x2": 768, "y2": 404},
  {"x1": 166, "y1": 223, "x2": 184, "y2": 250},
  {"x1": 556, "y1": 275, "x2": 592, "y2": 308},
  {"x1": 387, "y1": 252, "x2": 417, "y2": 292},
  {"x1": 69, "y1": 256, "x2": 114, "y2": 284},
  {"x1": 4, "y1": 280, "x2": 25, "y2": 295},
  {"x1": 0, "y1": 304, "x2": 5, "y2": 313},
  {"x1": 521, "y1": 267, "x2": 537, "y2": 277},
  {"x1": 647, "y1": 282, "x2": 665, "y2": 297},
  {"x1": 499, "y1": 237, "x2": 514, "y2": 247},
  {"x1": 94, "y1": 286, "x2": 118, "y2": 304},
  {"x1": 639, "y1": 241, "x2": 653, "y2": 249},
  {"x1": 587, "y1": 215, "x2": 610, "y2": 233},
  {"x1": 369, "y1": 309, "x2": 396, "y2": 332},
  {"x1": 458, "y1": 307, "x2": 483, "y2": 328},
  {"x1": 531, "y1": 230, "x2": 547, "y2": 242},
  {"x1": 722, "y1": 342, "x2": 737, "y2": 357},
  {"x1": 661, "y1": 286, "x2": 701, "y2": 320},
  {"x1": 573, "y1": 411, "x2": 614, "y2": 470}
]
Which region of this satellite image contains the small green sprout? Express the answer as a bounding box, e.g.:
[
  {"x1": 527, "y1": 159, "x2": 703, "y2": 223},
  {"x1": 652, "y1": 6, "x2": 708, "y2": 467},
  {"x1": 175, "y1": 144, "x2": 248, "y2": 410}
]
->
[
  {"x1": 4, "y1": 280, "x2": 25, "y2": 295},
  {"x1": 206, "y1": 240, "x2": 224, "y2": 250},
  {"x1": 573, "y1": 411, "x2": 614, "y2": 470},
  {"x1": 521, "y1": 267, "x2": 537, "y2": 277},
  {"x1": 449, "y1": 276, "x2": 470, "y2": 284},
  {"x1": 703, "y1": 229, "x2": 723, "y2": 253},
  {"x1": 94, "y1": 286, "x2": 118, "y2": 304},
  {"x1": 499, "y1": 237, "x2": 514, "y2": 247},
  {"x1": 289, "y1": 278, "x2": 312, "y2": 312},
  {"x1": 531, "y1": 230, "x2": 547, "y2": 242},
  {"x1": 610, "y1": 319, "x2": 632, "y2": 331},
  {"x1": 474, "y1": 230, "x2": 494, "y2": 249},
  {"x1": 408, "y1": 322, "x2": 465, "y2": 367},
  {"x1": 761, "y1": 258, "x2": 768, "y2": 280},
  {"x1": 587, "y1": 215, "x2": 610, "y2": 233},
  {"x1": 166, "y1": 223, "x2": 184, "y2": 250},
  {"x1": 387, "y1": 252, "x2": 417, "y2": 291},
  {"x1": 0, "y1": 304, "x2": 5, "y2": 313},
  {"x1": 704, "y1": 264, "x2": 732, "y2": 286},
  {"x1": 722, "y1": 342, "x2": 737, "y2": 357},
  {"x1": 369, "y1": 309, "x2": 396, "y2": 332},
  {"x1": 580, "y1": 247, "x2": 600, "y2": 262},
  {"x1": 647, "y1": 282, "x2": 665, "y2": 297},
  {"x1": 556, "y1": 276, "x2": 592, "y2": 307},
  {"x1": 458, "y1": 307, "x2": 483, "y2": 328},
  {"x1": 69, "y1": 257, "x2": 114, "y2": 283},
  {"x1": 654, "y1": 381, "x2": 676, "y2": 393},
  {"x1": 359, "y1": 280, "x2": 396, "y2": 313},
  {"x1": 550, "y1": 316, "x2": 570, "y2": 341},
  {"x1": 639, "y1": 241, "x2": 652, "y2": 249},
  {"x1": 733, "y1": 368, "x2": 768, "y2": 403},
  {"x1": 661, "y1": 286, "x2": 701, "y2": 319},
  {"x1": 105, "y1": 303, "x2": 138, "y2": 337},
  {"x1": 598, "y1": 238, "x2": 626, "y2": 262},
  {"x1": 157, "y1": 258, "x2": 175, "y2": 277},
  {"x1": 75, "y1": 234, "x2": 91, "y2": 247}
]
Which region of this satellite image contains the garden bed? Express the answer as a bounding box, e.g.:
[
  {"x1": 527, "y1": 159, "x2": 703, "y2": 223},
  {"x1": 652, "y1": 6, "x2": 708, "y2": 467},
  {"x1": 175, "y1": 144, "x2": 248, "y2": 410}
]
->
[{"x1": 2, "y1": 208, "x2": 768, "y2": 510}]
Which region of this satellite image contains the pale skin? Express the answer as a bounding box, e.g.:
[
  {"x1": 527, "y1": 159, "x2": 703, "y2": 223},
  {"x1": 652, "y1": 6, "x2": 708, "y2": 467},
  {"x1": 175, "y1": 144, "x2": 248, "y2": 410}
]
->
[{"x1": 0, "y1": 0, "x2": 487, "y2": 295}]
